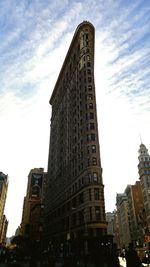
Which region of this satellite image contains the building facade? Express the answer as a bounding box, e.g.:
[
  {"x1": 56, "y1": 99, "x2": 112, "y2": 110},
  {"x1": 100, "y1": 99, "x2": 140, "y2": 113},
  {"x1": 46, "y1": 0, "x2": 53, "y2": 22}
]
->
[
  {"x1": 138, "y1": 143, "x2": 150, "y2": 240},
  {"x1": 0, "y1": 172, "x2": 8, "y2": 244},
  {"x1": 44, "y1": 21, "x2": 107, "y2": 257},
  {"x1": 0, "y1": 215, "x2": 8, "y2": 245},
  {"x1": 20, "y1": 168, "x2": 45, "y2": 242},
  {"x1": 106, "y1": 211, "x2": 115, "y2": 236},
  {"x1": 116, "y1": 193, "x2": 131, "y2": 248},
  {"x1": 125, "y1": 182, "x2": 144, "y2": 245}
]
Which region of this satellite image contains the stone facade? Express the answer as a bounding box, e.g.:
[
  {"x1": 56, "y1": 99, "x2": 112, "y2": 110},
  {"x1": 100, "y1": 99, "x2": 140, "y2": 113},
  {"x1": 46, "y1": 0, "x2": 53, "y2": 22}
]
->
[{"x1": 44, "y1": 21, "x2": 107, "y2": 256}]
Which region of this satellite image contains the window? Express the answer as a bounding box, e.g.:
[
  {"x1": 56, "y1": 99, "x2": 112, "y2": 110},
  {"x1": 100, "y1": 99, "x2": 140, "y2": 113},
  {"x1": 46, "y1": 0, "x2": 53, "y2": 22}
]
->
[
  {"x1": 88, "y1": 85, "x2": 92, "y2": 90},
  {"x1": 90, "y1": 123, "x2": 95, "y2": 130},
  {"x1": 92, "y1": 145, "x2": 96, "y2": 153},
  {"x1": 93, "y1": 172, "x2": 98, "y2": 182},
  {"x1": 91, "y1": 134, "x2": 96, "y2": 141},
  {"x1": 94, "y1": 188, "x2": 100, "y2": 200},
  {"x1": 86, "y1": 124, "x2": 89, "y2": 131},
  {"x1": 95, "y1": 207, "x2": 101, "y2": 220},
  {"x1": 87, "y1": 134, "x2": 91, "y2": 141},
  {"x1": 86, "y1": 123, "x2": 95, "y2": 130},
  {"x1": 86, "y1": 112, "x2": 94, "y2": 120},
  {"x1": 88, "y1": 173, "x2": 92, "y2": 182},
  {"x1": 92, "y1": 157, "x2": 97, "y2": 165},
  {"x1": 89, "y1": 207, "x2": 92, "y2": 220},
  {"x1": 88, "y1": 77, "x2": 92, "y2": 82},
  {"x1": 89, "y1": 112, "x2": 94, "y2": 119},
  {"x1": 89, "y1": 103, "x2": 93, "y2": 109},
  {"x1": 87, "y1": 134, "x2": 96, "y2": 141},
  {"x1": 87, "y1": 69, "x2": 91, "y2": 75},
  {"x1": 87, "y1": 55, "x2": 90, "y2": 61},
  {"x1": 87, "y1": 94, "x2": 93, "y2": 100},
  {"x1": 89, "y1": 189, "x2": 92, "y2": 200}
]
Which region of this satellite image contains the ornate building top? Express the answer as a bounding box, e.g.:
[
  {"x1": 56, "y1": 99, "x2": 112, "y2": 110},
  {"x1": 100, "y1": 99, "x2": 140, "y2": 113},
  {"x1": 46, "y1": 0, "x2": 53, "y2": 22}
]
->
[{"x1": 138, "y1": 143, "x2": 150, "y2": 162}]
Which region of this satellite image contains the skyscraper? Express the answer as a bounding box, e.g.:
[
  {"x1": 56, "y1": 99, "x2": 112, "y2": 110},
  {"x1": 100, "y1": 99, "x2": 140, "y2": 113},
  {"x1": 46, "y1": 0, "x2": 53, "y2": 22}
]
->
[
  {"x1": 138, "y1": 143, "x2": 150, "y2": 235},
  {"x1": 44, "y1": 21, "x2": 107, "y2": 257}
]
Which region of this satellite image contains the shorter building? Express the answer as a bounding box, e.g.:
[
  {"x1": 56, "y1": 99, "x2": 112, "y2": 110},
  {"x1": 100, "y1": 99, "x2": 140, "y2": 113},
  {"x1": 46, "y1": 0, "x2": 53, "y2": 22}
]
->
[
  {"x1": 106, "y1": 211, "x2": 115, "y2": 236},
  {"x1": 115, "y1": 143, "x2": 150, "y2": 250},
  {"x1": 106, "y1": 211, "x2": 119, "y2": 245},
  {"x1": 0, "y1": 172, "x2": 8, "y2": 244},
  {"x1": 116, "y1": 193, "x2": 131, "y2": 248},
  {"x1": 125, "y1": 181, "x2": 144, "y2": 246},
  {"x1": 20, "y1": 168, "x2": 46, "y2": 243},
  {"x1": 0, "y1": 215, "x2": 8, "y2": 245},
  {"x1": 116, "y1": 181, "x2": 146, "y2": 249}
]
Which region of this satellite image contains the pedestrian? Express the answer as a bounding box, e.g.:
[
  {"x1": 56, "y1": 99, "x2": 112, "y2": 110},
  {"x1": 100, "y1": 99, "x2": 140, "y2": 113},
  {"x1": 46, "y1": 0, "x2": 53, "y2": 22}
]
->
[{"x1": 125, "y1": 243, "x2": 142, "y2": 267}]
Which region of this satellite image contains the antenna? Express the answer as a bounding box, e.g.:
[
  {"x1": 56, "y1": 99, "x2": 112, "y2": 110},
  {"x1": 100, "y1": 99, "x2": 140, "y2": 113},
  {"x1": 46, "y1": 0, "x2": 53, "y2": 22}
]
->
[{"x1": 139, "y1": 133, "x2": 142, "y2": 144}]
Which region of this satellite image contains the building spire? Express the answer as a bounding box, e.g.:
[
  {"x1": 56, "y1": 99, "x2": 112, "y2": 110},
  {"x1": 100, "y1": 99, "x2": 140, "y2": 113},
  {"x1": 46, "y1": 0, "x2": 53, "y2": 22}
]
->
[
  {"x1": 139, "y1": 133, "x2": 143, "y2": 144},
  {"x1": 138, "y1": 143, "x2": 150, "y2": 162}
]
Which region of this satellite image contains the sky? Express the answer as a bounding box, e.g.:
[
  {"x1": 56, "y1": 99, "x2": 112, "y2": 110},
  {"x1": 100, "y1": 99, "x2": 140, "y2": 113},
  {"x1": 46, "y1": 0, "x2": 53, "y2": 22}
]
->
[{"x1": 0, "y1": 0, "x2": 149, "y2": 237}]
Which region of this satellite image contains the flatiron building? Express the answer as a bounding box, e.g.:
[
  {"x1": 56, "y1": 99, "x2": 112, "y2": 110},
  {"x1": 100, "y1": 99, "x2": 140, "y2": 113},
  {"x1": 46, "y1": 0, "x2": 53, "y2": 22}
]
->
[{"x1": 44, "y1": 21, "x2": 107, "y2": 256}]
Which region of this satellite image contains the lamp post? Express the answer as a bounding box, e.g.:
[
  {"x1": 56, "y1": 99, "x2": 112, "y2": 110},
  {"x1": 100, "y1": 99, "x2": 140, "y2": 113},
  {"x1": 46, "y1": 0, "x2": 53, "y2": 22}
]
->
[
  {"x1": 67, "y1": 207, "x2": 76, "y2": 257},
  {"x1": 67, "y1": 215, "x2": 70, "y2": 257},
  {"x1": 82, "y1": 210, "x2": 88, "y2": 267}
]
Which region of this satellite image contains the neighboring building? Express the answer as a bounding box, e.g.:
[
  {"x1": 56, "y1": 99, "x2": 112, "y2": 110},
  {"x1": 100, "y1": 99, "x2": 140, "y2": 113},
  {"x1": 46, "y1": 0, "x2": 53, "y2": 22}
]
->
[
  {"x1": 20, "y1": 168, "x2": 45, "y2": 242},
  {"x1": 138, "y1": 143, "x2": 150, "y2": 240},
  {"x1": 106, "y1": 211, "x2": 115, "y2": 236},
  {"x1": 44, "y1": 21, "x2": 107, "y2": 257},
  {"x1": 21, "y1": 196, "x2": 28, "y2": 236},
  {"x1": 125, "y1": 181, "x2": 144, "y2": 245},
  {"x1": 15, "y1": 226, "x2": 21, "y2": 236},
  {"x1": 0, "y1": 215, "x2": 8, "y2": 245},
  {"x1": 113, "y1": 211, "x2": 120, "y2": 248},
  {"x1": 106, "y1": 211, "x2": 119, "y2": 245},
  {"x1": 0, "y1": 172, "x2": 8, "y2": 243},
  {"x1": 116, "y1": 193, "x2": 131, "y2": 248}
]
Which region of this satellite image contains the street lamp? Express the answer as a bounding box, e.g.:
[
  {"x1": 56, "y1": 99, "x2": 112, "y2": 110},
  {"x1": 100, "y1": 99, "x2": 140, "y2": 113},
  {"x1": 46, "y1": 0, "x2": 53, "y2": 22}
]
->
[
  {"x1": 82, "y1": 211, "x2": 88, "y2": 256},
  {"x1": 82, "y1": 210, "x2": 88, "y2": 267},
  {"x1": 67, "y1": 207, "x2": 76, "y2": 256}
]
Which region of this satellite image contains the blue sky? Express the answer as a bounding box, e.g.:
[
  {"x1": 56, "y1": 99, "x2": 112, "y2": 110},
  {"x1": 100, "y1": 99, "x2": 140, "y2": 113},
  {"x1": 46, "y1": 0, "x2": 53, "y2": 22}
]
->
[{"x1": 0, "y1": 0, "x2": 149, "y2": 236}]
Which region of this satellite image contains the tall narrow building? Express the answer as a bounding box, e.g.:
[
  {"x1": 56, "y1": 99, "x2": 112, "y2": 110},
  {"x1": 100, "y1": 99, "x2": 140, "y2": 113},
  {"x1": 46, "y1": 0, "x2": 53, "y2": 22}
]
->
[
  {"x1": 45, "y1": 21, "x2": 107, "y2": 257},
  {"x1": 125, "y1": 182, "x2": 144, "y2": 245},
  {"x1": 20, "y1": 168, "x2": 45, "y2": 242},
  {"x1": 138, "y1": 143, "x2": 150, "y2": 235}
]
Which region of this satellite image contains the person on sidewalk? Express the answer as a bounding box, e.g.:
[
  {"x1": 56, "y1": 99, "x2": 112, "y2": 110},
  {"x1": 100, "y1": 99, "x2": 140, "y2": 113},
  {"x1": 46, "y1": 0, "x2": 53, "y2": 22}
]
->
[{"x1": 125, "y1": 243, "x2": 142, "y2": 267}]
